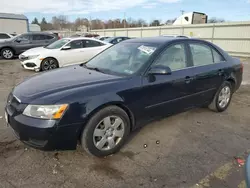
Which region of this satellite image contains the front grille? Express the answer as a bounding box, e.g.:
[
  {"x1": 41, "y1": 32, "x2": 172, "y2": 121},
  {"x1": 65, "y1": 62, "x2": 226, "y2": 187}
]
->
[{"x1": 25, "y1": 63, "x2": 36, "y2": 67}]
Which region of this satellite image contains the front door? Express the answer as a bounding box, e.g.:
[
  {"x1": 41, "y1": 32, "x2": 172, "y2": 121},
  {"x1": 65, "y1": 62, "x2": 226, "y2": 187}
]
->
[
  {"x1": 14, "y1": 34, "x2": 34, "y2": 54},
  {"x1": 59, "y1": 40, "x2": 86, "y2": 66},
  {"x1": 139, "y1": 42, "x2": 197, "y2": 122}
]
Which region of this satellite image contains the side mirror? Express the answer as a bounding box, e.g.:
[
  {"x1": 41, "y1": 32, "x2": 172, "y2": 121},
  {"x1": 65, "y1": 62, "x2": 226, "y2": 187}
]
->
[
  {"x1": 15, "y1": 39, "x2": 21, "y2": 43},
  {"x1": 61, "y1": 46, "x2": 71, "y2": 50},
  {"x1": 148, "y1": 66, "x2": 172, "y2": 75}
]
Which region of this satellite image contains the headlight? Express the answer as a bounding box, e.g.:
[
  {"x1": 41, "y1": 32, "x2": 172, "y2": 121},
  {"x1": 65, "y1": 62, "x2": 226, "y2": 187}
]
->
[
  {"x1": 23, "y1": 104, "x2": 68, "y2": 119},
  {"x1": 28, "y1": 55, "x2": 40, "y2": 60}
]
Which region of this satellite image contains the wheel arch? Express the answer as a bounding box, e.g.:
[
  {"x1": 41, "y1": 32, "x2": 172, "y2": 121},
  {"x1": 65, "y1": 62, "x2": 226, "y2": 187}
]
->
[
  {"x1": 226, "y1": 73, "x2": 237, "y2": 92},
  {"x1": 0, "y1": 46, "x2": 16, "y2": 55},
  {"x1": 77, "y1": 101, "x2": 135, "y2": 140},
  {"x1": 40, "y1": 57, "x2": 59, "y2": 69}
]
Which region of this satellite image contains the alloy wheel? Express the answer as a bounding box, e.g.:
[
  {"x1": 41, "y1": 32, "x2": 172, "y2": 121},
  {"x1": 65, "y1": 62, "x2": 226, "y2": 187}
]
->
[
  {"x1": 2, "y1": 50, "x2": 13, "y2": 59},
  {"x1": 218, "y1": 86, "x2": 231, "y2": 108},
  {"x1": 43, "y1": 59, "x2": 58, "y2": 70},
  {"x1": 93, "y1": 116, "x2": 125, "y2": 151}
]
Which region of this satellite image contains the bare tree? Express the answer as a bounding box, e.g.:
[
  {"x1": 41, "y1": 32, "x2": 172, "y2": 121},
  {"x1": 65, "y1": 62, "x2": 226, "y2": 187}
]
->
[
  {"x1": 150, "y1": 20, "x2": 161, "y2": 26},
  {"x1": 165, "y1": 18, "x2": 176, "y2": 25},
  {"x1": 208, "y1": 17, "x2": 225, "y2": 23}
]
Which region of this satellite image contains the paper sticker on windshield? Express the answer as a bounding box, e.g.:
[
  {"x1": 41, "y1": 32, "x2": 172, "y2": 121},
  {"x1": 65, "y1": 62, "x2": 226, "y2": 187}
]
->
[{"x1": 138, "y1": 45, "x2": 156, "y2": 55}]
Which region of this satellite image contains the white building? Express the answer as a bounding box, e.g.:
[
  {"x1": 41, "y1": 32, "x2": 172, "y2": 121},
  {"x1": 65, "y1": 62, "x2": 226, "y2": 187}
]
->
[{"x1": 0, "y1": 13, "x2": 29, "y2": 34}]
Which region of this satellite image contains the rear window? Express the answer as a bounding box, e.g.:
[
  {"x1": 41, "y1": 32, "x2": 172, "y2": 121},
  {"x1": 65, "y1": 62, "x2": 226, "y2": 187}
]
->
[
  {"x1": 84, "y1": 40, "x2": 103, "y2": 47},
  {"x1": 0, "y1": 33, "x2": 10, "y2": 39},
  {"x1": 212, "y1": 49, "x2": 225, "y2": 63}
]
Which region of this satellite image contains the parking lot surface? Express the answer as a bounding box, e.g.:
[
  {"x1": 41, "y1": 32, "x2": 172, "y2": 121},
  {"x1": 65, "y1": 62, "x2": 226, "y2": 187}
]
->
[{"x1": 0, "y1": 58, "x2": 250, "y2": 188}]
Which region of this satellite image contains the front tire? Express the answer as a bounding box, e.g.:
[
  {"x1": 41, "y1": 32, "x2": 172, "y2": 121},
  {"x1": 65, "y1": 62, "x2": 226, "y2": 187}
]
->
[
  {"x1": 209, "y1": 81, "x2": 233, "y2": 112},
  {"x1": 40, "y1": 57, "x2": 59, "y2": 71},
  {"x1": 81, "y1": 106, "x2": 130, "y2": 157},
  {"x1": 1, "y1": 48, "x2": 14, "y2": 59}
]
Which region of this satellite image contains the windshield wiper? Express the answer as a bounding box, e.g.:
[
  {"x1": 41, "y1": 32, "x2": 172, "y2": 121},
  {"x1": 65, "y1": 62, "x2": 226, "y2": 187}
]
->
[{"x1": 80, "y1": 64, "x2": 103, "y2": 73}]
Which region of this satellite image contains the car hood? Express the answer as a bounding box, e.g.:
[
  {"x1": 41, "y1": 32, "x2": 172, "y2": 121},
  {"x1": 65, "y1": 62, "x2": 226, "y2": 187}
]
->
[
  {"x1": 21, "y1": 47, "x2": 55, "y2": 56},
  {"x1": 13, "y1": 65, "x2": 123, "y2": 103}
]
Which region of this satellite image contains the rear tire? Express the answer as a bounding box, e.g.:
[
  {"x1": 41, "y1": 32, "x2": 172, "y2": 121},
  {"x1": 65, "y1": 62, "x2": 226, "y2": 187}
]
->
[
  {"x1": 208, "y1": 81, "x2": 232, "y2": 112},
  {"x1": 40, "y1": 57, "x2": 59, "y2": 71},
  {"x1": 81, "y1": 106, "x2": 130, "y2": 157},
  {"x1": 1, "y1": 48, "x2": 14, "y2": 59}
]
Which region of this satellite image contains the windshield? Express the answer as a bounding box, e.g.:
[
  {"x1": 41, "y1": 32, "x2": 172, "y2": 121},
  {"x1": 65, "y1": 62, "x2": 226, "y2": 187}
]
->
[
  {"x1": 85, "y1": 42, "x2": 159, "y2": 76},
  {"x1": 45, "y1": 38, "x2": 70, "y2": 49}
]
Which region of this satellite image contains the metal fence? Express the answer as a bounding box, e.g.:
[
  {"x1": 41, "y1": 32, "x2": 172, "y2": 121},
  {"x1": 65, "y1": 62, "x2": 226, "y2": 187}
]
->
[{"x1": 90, "y1": 21, "x2": 250, "y2": 57}]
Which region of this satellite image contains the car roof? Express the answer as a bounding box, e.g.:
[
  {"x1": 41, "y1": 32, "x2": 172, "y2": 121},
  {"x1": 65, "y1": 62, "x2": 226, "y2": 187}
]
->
[
  {"x1": 64, "y1": 37, "x2": 109, "y2": 43},
  {"x1": 123, "y1": 36, "x2": 203, "y2": 44},
  {"x1": 24, "y1": 32, "x2": 56, "y2": 36}
]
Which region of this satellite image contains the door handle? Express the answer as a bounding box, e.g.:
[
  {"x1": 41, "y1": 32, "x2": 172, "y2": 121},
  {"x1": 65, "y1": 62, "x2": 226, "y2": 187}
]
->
[{"x1": 185, "y1": 76, "x2": 193, "y2": 84}]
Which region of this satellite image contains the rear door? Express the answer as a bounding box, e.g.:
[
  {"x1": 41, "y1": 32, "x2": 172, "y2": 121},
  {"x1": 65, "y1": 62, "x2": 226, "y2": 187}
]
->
[
  {"x1": 140, "y1": 42, "x2": 197, "y2": 121},
  {"x1": 31, "y1": 34, "x2": 49, "y2": 47},
  {"x1": 187, "y1": 41, "x2": 226, "y2": 105}
]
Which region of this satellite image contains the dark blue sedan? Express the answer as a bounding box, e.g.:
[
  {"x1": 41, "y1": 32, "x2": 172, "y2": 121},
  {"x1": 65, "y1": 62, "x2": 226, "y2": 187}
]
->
[{"x1": 5, "y1": 37, "x2": 243, "y2": 157}]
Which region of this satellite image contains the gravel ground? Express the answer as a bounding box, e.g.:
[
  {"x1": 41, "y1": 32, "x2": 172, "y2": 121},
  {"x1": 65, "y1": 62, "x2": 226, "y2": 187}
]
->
[{"x1": 0, "y1": 58, "x2": 250, "y2": 188}]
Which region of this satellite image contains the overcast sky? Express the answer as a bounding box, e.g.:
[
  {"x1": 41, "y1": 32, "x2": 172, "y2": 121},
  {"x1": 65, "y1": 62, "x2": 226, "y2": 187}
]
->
[{"x1": 1, "y1": 0, "x2": 250, "y2": 22}]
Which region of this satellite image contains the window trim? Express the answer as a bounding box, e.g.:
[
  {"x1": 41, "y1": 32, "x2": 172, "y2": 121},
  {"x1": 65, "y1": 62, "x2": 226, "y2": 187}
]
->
[
  {"x1": 149, "y1": 41, "x2": 190, "y2": 73},
  {"x1": 187, "y1": 41, "x2": 226, "y2": 68}
]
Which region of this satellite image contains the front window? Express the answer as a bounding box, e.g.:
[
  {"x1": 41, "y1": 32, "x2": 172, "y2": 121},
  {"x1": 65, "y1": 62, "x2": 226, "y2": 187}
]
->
[
  {"x1": 85, "y1": 42, "x2": 159, "y2": 76},
  {"x1": 15, "y1": 34, "x2": 31, "y2": 42},
  {"x1": 45, "y1": 38, "x2": 70, "y2": 49},
  {"x1": 154, "y1": 43, "x2": 187, "y2": 71}
]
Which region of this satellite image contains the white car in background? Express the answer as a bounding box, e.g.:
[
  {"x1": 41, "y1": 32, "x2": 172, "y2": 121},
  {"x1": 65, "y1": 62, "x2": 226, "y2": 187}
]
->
[{"x1": 19, "y1": 37, "x2": 112, "y2": 71}]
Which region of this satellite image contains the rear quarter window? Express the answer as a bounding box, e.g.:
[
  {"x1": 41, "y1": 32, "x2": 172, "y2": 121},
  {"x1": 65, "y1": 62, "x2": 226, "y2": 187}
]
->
[{"x1": 212, "y1": 48, "x2": 225, "y2": 63}]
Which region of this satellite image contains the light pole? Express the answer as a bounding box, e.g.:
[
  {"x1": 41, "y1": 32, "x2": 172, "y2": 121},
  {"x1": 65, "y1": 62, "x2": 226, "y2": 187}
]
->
[{"x1": 124, "y1": 12, "x2": 126, "y2": 28}]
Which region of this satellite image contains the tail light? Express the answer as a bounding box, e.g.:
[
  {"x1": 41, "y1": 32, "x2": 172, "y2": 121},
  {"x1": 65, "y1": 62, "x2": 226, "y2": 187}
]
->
[{"x1": 240, "y1": 62, "x2": 244, "y2": 73}]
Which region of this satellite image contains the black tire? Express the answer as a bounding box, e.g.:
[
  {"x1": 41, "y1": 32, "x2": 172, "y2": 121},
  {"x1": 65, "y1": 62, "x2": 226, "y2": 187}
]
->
[
  {"x1": 208, "y1": 81, "x2": 233, "y2": 112},
  {"x1": 81, "y1": 106, "x2": 130, "y2": 157},
  {"x1": 1, "y1": 48, "x2": 14, "y2": 59},
  {"x1": 40, "y1": 57, "x2": 59, "y2": 71}
]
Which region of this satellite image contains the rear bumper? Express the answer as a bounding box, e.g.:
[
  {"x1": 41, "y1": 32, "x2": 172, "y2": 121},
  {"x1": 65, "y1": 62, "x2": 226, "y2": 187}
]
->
[{"x1": 6, "y1": 107, "x2": 82, "y2": 151}]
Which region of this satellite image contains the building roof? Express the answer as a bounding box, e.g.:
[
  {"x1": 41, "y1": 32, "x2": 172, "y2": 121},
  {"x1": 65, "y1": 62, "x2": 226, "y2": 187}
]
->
[{"x1": 0, "y1": 13, "x2": 28, "y2": 20}]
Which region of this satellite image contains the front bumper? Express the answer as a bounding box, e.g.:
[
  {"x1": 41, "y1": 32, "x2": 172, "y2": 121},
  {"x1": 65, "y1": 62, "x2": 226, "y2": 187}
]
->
[
  {"x1": 19, "y1": 56, "x2": 41, "y2": 71},
  {"x1": 5, "y1": 96, "x2": 82, "y2": 150}
]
